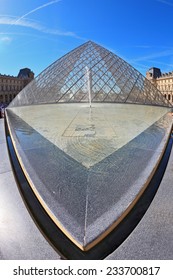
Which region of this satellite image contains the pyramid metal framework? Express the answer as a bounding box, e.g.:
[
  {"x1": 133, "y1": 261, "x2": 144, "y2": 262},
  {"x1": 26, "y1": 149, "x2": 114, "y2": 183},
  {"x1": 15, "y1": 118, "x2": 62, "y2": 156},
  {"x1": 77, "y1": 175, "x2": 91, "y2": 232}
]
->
[{"x1": 9, "y1": 41, "x2": 171, "y2": 107}]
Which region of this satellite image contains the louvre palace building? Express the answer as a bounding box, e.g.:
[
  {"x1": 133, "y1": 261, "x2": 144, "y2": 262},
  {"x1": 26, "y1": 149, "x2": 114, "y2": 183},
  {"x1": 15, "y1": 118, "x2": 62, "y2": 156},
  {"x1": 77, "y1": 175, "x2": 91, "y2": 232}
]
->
[
  {"x1": 0, "y1": 68, "x2": 34, "y2": 105},
  {"x1": 146, "y1": 67, "x2": 173, "y2": 104},
  {"x1": 1, "y1": 64, "x2": 172, "y2": 106}
]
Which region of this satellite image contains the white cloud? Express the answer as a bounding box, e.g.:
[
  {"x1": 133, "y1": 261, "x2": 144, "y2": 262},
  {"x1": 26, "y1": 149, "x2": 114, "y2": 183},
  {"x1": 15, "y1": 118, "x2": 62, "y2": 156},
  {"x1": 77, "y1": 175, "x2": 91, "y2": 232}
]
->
[
  {"x1": 0, "y1": 36, "x2": 12, "y2": 44},
  {"x1": 14, "y1": 0, "x2": 61, "y2": 24},
  {"x1": 133, "y1": 45, "x2": 152, "y2": 49},
  {"x1": 0, "y1": 1, "x2": 84, "y2": 40},
  {"x1": 0, "y1": 16, "x2": 82, "y2": 39},
  {"x1": 131, "y1": 49, "x2": 173, "y2": 62},
  {"x1": 156, "y1": 0, "x2": 173, "y2": 7},
  {"x1": 0, "y1": 16, "x2": 42, "y2": 30}
]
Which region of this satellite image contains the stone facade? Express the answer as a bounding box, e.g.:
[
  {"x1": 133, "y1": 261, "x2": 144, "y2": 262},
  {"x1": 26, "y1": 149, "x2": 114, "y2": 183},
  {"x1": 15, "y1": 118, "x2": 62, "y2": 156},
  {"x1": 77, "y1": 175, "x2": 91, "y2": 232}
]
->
[
  {"x1": 146, "y1": 67, "x2": 173, "y2": 104},
  {"x1": 0, "y1": 68, "x2": 34, "y2": 104}
]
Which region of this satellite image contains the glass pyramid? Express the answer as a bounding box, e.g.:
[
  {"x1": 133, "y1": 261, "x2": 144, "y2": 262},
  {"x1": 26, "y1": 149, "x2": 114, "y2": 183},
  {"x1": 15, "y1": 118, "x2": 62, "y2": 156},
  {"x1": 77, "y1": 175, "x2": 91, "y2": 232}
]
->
[{"x1": 9, "y1": 41, "x2": 170, "y2": 108}]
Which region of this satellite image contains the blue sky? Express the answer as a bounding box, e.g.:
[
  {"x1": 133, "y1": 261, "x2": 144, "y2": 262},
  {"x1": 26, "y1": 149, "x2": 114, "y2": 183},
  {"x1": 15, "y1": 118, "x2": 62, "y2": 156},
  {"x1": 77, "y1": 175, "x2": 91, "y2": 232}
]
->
[{"x1": 1, "y1": 0, "x2": 173, "y2": 77}]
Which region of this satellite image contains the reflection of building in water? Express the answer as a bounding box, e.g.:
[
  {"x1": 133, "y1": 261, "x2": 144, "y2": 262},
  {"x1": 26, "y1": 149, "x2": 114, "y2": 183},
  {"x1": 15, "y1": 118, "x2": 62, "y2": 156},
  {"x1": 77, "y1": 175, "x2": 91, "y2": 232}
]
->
[
  {"x1": 146, "y1": 67, "x2": 173, "y2": 104},
  {"x1": 0, "y1": 68, "x2": 34, "y2": 104}
]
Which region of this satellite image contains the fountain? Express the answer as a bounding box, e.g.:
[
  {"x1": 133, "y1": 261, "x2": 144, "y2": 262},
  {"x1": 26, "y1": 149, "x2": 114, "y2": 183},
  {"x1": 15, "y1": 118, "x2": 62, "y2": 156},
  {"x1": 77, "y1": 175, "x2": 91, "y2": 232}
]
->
[{"x1": 86, "y1": 66, "x2": 92, "y2": 108}]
